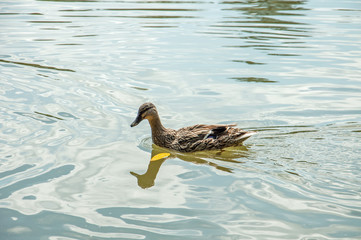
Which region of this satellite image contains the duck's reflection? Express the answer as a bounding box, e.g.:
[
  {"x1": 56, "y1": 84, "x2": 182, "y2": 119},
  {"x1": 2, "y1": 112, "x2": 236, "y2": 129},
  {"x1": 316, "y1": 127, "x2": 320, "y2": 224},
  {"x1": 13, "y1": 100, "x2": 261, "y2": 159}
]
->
[
  {"x1": 130, "y1": 149, "x2": 167, "y2": 189},
  {"x1": 131, "y1": 145, "x2": 250, "y2": 189}
]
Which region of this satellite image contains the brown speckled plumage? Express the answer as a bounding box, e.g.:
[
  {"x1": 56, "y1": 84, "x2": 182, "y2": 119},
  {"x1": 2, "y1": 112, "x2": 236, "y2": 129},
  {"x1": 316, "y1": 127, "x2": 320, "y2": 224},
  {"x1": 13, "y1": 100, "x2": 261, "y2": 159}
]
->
[{"x1": 131, "y1": 103, "x2": 256, "y2": 152}]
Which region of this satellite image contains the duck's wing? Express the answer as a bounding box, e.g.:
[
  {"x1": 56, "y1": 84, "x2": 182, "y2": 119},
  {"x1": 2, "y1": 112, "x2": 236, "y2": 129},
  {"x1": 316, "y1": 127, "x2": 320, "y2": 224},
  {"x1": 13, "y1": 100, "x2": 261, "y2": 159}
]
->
[
  {"x1": 177, "y1": 124, "x2": 237, "y2": 141},
  {"x1": 174, "y1": 124, "x2": 255, "y2": 152}
]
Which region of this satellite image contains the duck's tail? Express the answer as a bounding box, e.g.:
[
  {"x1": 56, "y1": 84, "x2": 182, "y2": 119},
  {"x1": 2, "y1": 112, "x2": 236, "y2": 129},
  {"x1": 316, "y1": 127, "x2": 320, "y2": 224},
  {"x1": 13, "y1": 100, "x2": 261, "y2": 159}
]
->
[{"x1": 235, "y1": 131, "x2": 257, "y2": 143}]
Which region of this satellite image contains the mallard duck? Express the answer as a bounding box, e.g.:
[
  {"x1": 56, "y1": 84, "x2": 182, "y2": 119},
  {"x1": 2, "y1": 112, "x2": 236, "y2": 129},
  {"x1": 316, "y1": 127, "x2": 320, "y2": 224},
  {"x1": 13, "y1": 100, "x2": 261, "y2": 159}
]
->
[{"x1": 130, "y1": 102, "x2": 256, "y2": 152}]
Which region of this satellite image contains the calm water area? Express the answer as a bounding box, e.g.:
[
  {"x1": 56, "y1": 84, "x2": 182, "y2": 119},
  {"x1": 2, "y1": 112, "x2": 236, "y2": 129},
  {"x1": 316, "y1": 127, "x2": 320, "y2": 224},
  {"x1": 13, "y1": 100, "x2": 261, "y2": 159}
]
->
[{"x1": 1, "y1": 0, "x2": 361, "y2": 239}]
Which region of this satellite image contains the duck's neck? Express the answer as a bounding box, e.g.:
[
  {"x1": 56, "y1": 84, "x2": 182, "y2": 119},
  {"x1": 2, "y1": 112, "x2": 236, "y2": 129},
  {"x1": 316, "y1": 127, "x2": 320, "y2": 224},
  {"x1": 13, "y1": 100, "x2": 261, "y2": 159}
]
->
[{"x1": 148, "y1": 114, "x2": 166, "y2": 142}]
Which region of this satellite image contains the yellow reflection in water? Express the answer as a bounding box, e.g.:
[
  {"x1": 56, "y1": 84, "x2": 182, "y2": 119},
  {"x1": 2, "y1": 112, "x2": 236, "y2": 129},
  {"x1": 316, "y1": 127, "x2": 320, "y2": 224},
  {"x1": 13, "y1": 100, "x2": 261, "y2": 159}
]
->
[{"x1": 151, "y1": 152, "x2": 171, "y2": 161}]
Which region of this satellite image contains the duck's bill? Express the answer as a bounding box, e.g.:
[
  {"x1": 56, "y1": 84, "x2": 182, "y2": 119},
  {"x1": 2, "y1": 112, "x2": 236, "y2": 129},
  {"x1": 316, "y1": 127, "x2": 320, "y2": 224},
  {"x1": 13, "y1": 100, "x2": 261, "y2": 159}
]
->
[{"x1": 130, "y1": 115, "x2": 142, "y2": 127}]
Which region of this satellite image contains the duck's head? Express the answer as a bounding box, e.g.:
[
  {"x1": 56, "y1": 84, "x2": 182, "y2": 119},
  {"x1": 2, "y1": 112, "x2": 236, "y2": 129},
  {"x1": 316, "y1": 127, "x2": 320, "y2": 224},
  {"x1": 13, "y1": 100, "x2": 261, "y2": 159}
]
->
[{"x1": 130, "y1": 102, "x2": 158, "y2": 127}]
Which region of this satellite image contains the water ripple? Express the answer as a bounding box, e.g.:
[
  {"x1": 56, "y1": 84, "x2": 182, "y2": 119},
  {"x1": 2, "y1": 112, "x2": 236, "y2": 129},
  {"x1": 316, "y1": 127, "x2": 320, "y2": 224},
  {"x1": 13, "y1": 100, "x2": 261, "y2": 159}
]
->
[
  {"x1": 0, "y1": 59, "x2": 75, "y2": 72},
  {"x1": 0, "y1": 165, "x2": 74, "y2": 200}
]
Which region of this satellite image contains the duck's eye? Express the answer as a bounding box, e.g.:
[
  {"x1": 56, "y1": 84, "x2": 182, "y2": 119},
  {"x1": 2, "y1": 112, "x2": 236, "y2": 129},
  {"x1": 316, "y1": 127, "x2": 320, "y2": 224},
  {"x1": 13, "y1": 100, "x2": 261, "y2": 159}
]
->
[{"x1": 140, "y1": 107, "x2": 152, "y2": 117}]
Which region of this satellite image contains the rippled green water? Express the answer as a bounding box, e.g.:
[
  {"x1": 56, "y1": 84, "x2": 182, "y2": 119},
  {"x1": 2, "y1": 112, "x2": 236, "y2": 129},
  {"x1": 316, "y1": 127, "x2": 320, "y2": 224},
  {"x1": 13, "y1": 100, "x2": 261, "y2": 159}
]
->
[{"x1": 1, "y1": 0, "x2": 361, "y2": 239}]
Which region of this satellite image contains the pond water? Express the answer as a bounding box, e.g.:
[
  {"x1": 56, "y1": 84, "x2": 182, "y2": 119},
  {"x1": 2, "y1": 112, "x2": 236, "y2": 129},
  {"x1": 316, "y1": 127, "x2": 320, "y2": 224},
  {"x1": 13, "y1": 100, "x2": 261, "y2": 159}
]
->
[{"x1": 1, "y1": 0, "x2": 361, "y2": 239}]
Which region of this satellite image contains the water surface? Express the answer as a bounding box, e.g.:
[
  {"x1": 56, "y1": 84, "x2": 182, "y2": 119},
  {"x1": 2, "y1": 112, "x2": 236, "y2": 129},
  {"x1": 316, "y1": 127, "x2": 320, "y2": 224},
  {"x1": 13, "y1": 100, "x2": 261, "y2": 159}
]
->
[{"x1": 1, "y1": 0, "x2": 361, "y2": 239}]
